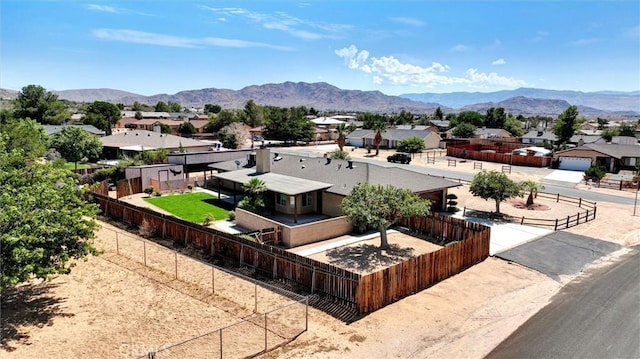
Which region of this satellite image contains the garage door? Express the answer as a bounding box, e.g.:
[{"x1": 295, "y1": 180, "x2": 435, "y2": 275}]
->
[{"x1": 558, "y1": 156, "x2": 592, "y2": 171}]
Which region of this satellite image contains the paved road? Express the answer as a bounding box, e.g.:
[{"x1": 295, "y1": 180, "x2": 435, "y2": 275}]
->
[{"x1": 486, "y1": 248, "x2": 640, "y2": 359}]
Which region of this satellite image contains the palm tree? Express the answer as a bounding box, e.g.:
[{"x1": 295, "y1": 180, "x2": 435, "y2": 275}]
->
[
  {"x1": 239, "y1": 178, "x2": 267, "y2": 213},
  {"x1": 372, "y1": 120, "x2": 387, "y2": 156},
  {"x1": 335, "y1": 122, "x2": 348, "y2": 151},
  {"x1": 520, "y1": 180, "x2": 545, "y2": 206}
]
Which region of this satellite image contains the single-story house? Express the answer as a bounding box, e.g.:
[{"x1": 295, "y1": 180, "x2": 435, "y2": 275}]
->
[
  {"x1": 346, "y1": 129, "x2": 442, "y2": 149},
  {"x1": 43, "y1": 124, "x2": 106, "y2": 137},
  {"x1": 553, "y1": 143, "x2": 640, "y2": 172},
  {"x1": 100, "y1": 130, "x2": 213, "y2": 159},
  {"x1": 521, "y1": 130, "x2": 557, "y2": 145},
  {"x1": 121, "y1": 111, "x2": 171, "y2": 119},
  {"x1": 210, "y1": 148, "x2": 460, "y2": 247},
  {"x1": 474, "y1": 127, "x2": 513, "y2": 139}
]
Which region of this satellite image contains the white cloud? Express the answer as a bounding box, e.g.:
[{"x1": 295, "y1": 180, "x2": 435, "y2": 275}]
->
[
  {"x1": 86, "y1": 4, "x2": 117, "y2": 13},
  {"x1": 201, "y1": 6, "x2": 351, "y2": 40},
  {"x1": 570, "y1": 38, "x2": 599, "y2": 46},
  {"x1": 389, "y1": 17, "x2": 424, "y2": 27},
  {"x1": 335, "y1": 45, "x2": 526, "y2": 88},
  {"x1": 492, "y1": 58, "x2": 506, "y2": 65},
  {"x1": 449, "y1": 44, "x2": 471, "y2": 52},
  {"x1": 93, "y1": 29, "x2": 293, "y2": 50}
]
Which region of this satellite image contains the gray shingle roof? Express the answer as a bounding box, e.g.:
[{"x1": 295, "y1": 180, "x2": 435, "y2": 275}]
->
[
  {"x1": 345, "y1": 129, "x2": 434, "y2": 141},
  {"x1": 43, "y1": 124, "x2": 105, "y2": 136},
  {"x1": 100, "y1": 130, "x2": 210, "y2": 149},
  {"x1": 583, "y1": 144, "x2": 640, "y2": 158},
  {"x1": 212, "y1": 150, "x2": 460, "y2": 196},
  {"x1": 522, "y1": 130, "x2": 557, "y2": 141},
  {"x1": 213, "y1": 169, "x2": 332, "y2": 195}
]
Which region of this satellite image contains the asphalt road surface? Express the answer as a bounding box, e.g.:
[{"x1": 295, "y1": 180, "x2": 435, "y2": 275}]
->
[{"x1": 486, "y1": 248, "x2": 640, "y2": 359}]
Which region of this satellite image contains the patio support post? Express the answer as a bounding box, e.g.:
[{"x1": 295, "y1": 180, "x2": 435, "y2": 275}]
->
[
  {"x1": 294, "y1": 195, "x2": 298, "y2": 224},
  {"x1": 233, "y1": 182, "x2": 237, "y2": 205}
]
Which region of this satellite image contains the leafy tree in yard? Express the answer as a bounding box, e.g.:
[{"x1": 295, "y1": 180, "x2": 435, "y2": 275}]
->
[
  {"x1": 469, "y1": 170, "x2": 522, "y2": 214},
  {"x1": 453, "y1": 111, "x2": 484, "y2": 127},
  {"x1": 452, "y1": 122, "x2": 477, "y2": 138},
  {"x1": 83, "y1": 101, "x2": 121, "y2": 135},
  {"x1": 600, "y1": 128, "x2": 617, "y2": 142},
  {"x1": 155, "y1": 101, "x2": 170, "y2": 112},
  {"x1": 204, "y1": 104, "x2": 222, "y2": 114},
  {"x1": 12, "y1": 84, "x2": 70, "y2": 125},
  {"x1": 617, "y1": 122, "x2": 637, "y2": 137},
  {"x1": 397, "y1": 137, "x2": 425, "y2": 153},
  {"x1": 177, "y1": 122, "x2": 196, "y2": 136},
  {"x1": 434, "y1": 107, "x2": 444, "y2": 121},
  {"x1": 262, "y1": 106, "x2": 314, "y2": 144},
  {"x1": 238, "y1": 178, "x2": 267, "y2": 213},
  {"x1": 340, "y1": 183, "x2": 431, "y2": 249},
  {"x1": 244, "y1": 100, "x2": 264, "y2": 127},
  {"x1": 504, "y1": 114, "x2": 524, "y2": 137},
  {"x1": 134, "y1": 111, "x2": 143, "y2": 120},
  {"x1": 50, "y1": 126, "x2": 103, "y2": 170},
  {"x1": 552, "y1": 105, "x2": 583, "y2": 145},
  {"x1": 0, "y1": 118, "x2": 48, "y2": 160},
  {"x1": 520, "y1": 180, "x2": 545, "y2": 206},
  {"x1": 132, "y1": 101, "x2": 145, "y2": 111},
  {"x1": 219, "y1": 122, "x2": 249, "y2": 149},
  {"x1": 206, "y1": 109, "x2": 238, "y2": 133},
  {"x1": 0, "y1": 135, "x2": 99, "y2": 292},
  {"x1": 158, "y1": 123, "x2": 172, "y2": 134},
  {"x1": 372, "y1": 120, "x2": 387, "y2": 156},
  {"x1": 328, "y1": 149, "x2": 351, "y2": 160},
  {"x1": 485, "y1": 107, "x2": 507, "y2": 129},
  {"x1": 168, "y1": 101, "x2": 182, "y2": 112},
  {"x1": 584, "y1": 164, "x2": 607, "y2": 183}
]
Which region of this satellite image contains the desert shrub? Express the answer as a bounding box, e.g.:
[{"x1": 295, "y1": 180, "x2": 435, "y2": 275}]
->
[
  {"x1": 139, "y1": 219, "x2": 155, "y2": 238},
  {"x1": 203, "y1": 213, "x2": 214, "y2": 226},
  {"x1": 446, "y1": 193, "x2": 459, "y2": 213},
  {"x1": 144, "y1": 186, "x2": 154, "y2": 197},
  {"x1": 227, "y1": 211, "x2": 236, "y2": 221},
  {"x1": 584, "y1": 164, "x2": 606, "y2": 182}
]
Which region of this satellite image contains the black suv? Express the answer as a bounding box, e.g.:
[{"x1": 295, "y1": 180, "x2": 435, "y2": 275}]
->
[{"x1": 387, "y1": 152, "x2": 412, "y2": 164}]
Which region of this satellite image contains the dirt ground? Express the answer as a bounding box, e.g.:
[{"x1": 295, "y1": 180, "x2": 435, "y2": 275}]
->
[{"x1": 3, "y1": 146, "x2": 638, "y2": 359}]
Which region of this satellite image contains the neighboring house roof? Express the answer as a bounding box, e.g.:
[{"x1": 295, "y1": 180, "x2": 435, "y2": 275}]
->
[
  {"x1": 117, "y1": 117, "x2": 139, "y2": 127},
  {"x1": 395, "y1": 125, "x2": 429, "y2": 130},
  {"x1": 168, "y1": 112, "x2": 192, "y2": 118},
  {"x1": 576, "y1": 129, "x2": 602, "y2": 136},
  {"x1": 475, "y1": 128, "x2": 512, "y2": 138},
  {"x1": 310, "y1": 117, "x2": 346, "y2": 126},
  {"x1": 135, "y1": 119, "x2": 186, "y2": 126},
  {"x1": 611, "y1": 136, "x2": 639, "y2": 145},
  {"x1": 346, "y1": 129, "x2": 436, "y2": 141},
  {"x1": 100, "y1": 130, "x2": 210, "y2": 150},
  {"x1": 430, "y1": 120, "x2": 450, "y2": 128},
  {"x1": 189, "y1": 120, "x2": 209, "y2": 129},
  {"x1": 556, "y1": 144, "x2": 640, "y2": 159},
  {"x1": 121, "y1": 111, "x2": 171, "y2": 118},
  {"x1": 331, "y1": 115, "x2": 357, "y2": 120},
  {"x1": 522, "y1": 130, "x2": 557, "y2": 141},
  {"x1": 569, "y1": 135, "x2": 605, "y2": 144},
  {"x1": 212, "y1": 151, "x2": 460, "y2": 196},
  {"x1": 213, "y1": 169, "x2": 333, "y2": 196},
  {"x1": 43, "y1": 124, "x2": 105, "y2": 136}
]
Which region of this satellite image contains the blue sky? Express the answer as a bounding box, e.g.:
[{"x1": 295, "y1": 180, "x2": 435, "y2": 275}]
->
[{"x1": 2, "y1": 1, "x2": 639, "y2": 96}]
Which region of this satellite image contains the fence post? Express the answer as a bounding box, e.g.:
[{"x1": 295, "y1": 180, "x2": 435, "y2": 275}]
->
[
  {"x1": 556, "y1": 193, "x2": 560, "y2": 203},
  {"x1": 211, "y1": 266, "x2": 215, "y2": 294},
  {"x1": 554, "y1": 219, "x2": 558, "y2": 231},
  {"x1": 305, "y1": 296, "x2": 309, "y2": 331},
  {"x1": 566, "y1": 215, "x2": 570, "y2": 228},
  {"x1": 579, "y1": 198, "x2": 582, "y2": 208},
  {"x1": 273, "y1": 256, "x2": 277, "y2": 280},
  {"x1": 264, "y1": 313, "x2": 268, "y2": 352},
  {"x1": 162, "y1": 219, "x2": 166, "y2": 240},
  {"x1": 311, "y1": 267, "x2": 316, "y2": 294},
  {"x1": 219, "y1": 329, "x2": 223, "y2": 359},
  {"x1": 619, "y1": 180, "x2": 623, "y2": 190},
  {"x1": 240, "y1": 244, "x2": 244, "y2": 267},
  {"x1": 184, "y1": 227, "x2": 189, "y2": 246},
  {"x1": 521, "y1": 216, "x2": 525, "y2": 225}
]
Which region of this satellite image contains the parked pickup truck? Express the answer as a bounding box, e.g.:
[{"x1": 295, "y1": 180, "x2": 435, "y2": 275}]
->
[{"x1": 387, "y1": 152, "x2": 412, "y2": 164}]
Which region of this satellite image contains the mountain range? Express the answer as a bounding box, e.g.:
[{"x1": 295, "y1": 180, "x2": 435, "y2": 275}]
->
[{"x1": 2, "y1": 82, "x2": 638, "y2": 117}]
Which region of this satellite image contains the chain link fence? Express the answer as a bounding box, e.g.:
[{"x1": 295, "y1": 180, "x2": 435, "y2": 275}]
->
[{"x1": 94, "y1": 227, "x2": 308, "y2": 358}]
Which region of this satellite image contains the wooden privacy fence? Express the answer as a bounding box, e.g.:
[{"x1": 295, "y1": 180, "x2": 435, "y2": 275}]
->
[
  {"x1": 447, "y1": 146, "x2": 551, "y2": 167},
  {"x1": 92, "y1": 194, "x2": 491, "y2": 314},
  {"x1": 116, "y1": 177, "x2": 142, "y2": 198}
]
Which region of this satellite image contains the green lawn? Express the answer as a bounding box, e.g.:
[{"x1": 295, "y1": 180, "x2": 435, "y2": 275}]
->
[
  {"x1": 63, "y1": 162, "x2": 91, "y2": 170},
  {"x1": 144, "y1": 192, "x2": 230, "y2": 223}
]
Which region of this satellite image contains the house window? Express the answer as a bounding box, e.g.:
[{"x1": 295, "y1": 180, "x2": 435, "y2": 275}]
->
[
  {"x1": 278, "y1": 194, "x2": 287, "y2": 206},
  {"x1": 302, "y1": 193, "x2": 313, "y2": 207}
]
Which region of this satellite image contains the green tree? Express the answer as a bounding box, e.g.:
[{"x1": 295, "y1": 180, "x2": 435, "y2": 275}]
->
[
  {"x1": 372, "y1": 120, "x2": 387, "y2": 156},
  {"x1": 335, "y1": 122, "x2": 348, "y2": 151},
  {"x1": 397, "y1": 137, "x2": 425, "y2": 153},
  {"x1": 618, "y1": 122, "x2": 637, "y2": 137},
  {"x1": 219, "y1": 122, "x2": 248, "y2": 149},
  {"x1": 434, "y1": 107, "x2": 444, "y2": 121},
  {"x1": 452, "y1": 122, "x2": 477, "y2": 138},
  {"x1": 168, "y1": 101, "x2": 182, "y2": 112},
  {"x1": 0, "y1": 118, "x2": 47, "y2": 159},
  {"x1": 244, "y1": 100, "x2": 264, "y2": 127},
  {"x1": 12, "y1": 84, "x2": 70, "y2": 124},
  {"x1": 596, "y1": 117, "x2": 609, "y2": 130},
  {"x1": 177, "y1": 122, "x2": 196, "y2": 136},
  {"x1": 360, "y1": 113, "x2": 385, "y2": 129},
  {"x1": 328, "y1": 149, "x2": 351, "y2": 160},
  {"x1": 520, "y1": 180, "x2": 545, "y2": 206},
  {"x1": 454, "y1": 111, "x2": 484, "y2": 127},
  {"x1": 0, "y1": 136, "x2": 99, "y2": 292},
  {"x1": 469, "y1": 170, "x2": 522, "y2": 214},
  {"x1": 158, "y1": 123, "x2": 172, "y2": 134},
  {"x1": 132, "y1": 101, "x2": 145, "y2": 111},
  {"x1": 238, "y1": 178, "x2": 267, "y2": 213},
  {"x1": 262, "y1": 106, "x2": 314, "y2": 144},
  {"x1": 135, "y1": 111, "x2": 143, "y2": 120},
  {"x1": 504, "y1": 114, "x2": 524, "y2": 137},
  {"x1": 340, "y1": 183, "x2": 431, "y2": 249},
  {"x1": 485, "y1": 107, "x2": 506, "y2": 128},
  {"x1": 50, "y1": 127, "x2": 103, "y2": 170},
  {"x1": 552, "y1": 105, "x2": 583, "y2": 145},
  {"x1": 83, "y1": 101, "x2": 121, "y2": 135},
  {"x1": 601, "y1": 128, "x2": 618, "y2": 142},
  {"x1": 204, "y1": 104, "x2": 222, "y2": 114},
  {"x1": 155, "y1": 101, "x2": 170, "y2": 112},
  {"x1": 584, "y1": 164, "x2": 607, "y2": 183}
]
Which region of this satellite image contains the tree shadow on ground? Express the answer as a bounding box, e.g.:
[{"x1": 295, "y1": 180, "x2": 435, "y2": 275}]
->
[
  {"x1": 326, "y1": 244, "x2": 415, "y2": 273},
  {"x1": 1, "y1": 282, "x2": 73, "y2": 352}
]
